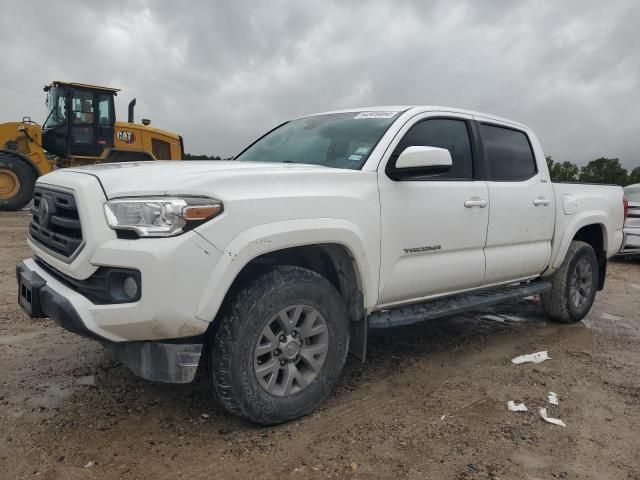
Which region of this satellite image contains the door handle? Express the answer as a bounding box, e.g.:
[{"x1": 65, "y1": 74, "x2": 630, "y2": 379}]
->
[
  {"x1": 533, "y1": 197, "x2": 551, "y2": 206},
  {"x1": 464, "y1": 197, "x2": 488, "y2": 208}
]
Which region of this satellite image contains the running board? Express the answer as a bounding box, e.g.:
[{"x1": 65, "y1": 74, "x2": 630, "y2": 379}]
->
[{"x1": 368, "y1": 281, "x2": 552, "y2": 329}]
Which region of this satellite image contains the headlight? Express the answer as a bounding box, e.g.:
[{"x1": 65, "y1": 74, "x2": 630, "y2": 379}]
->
[{"x1": 104, "y1": 197, "x2": 223, "y2": 237}]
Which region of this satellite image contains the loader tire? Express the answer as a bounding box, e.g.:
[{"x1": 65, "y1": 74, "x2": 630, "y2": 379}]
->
[
  {"x1": 541, "y1": 241, "x2": 598, "y2": 323},
  {"x1": 210, "y1": 266, "x2": 349, "y2": 425},
  {"x1": 0, "y1": 152, "x2": 37, "y2": 211}
]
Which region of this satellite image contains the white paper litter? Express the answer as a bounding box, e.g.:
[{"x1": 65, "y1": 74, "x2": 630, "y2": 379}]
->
[
  {"x1": 539, "y1": 407, "x2": 566, "y2": 427},
  {"x1": 507, "y1": 401, "x2": 528, "y2": 412},
  {"x1": 482, "y1": 314, "x2": 506, "y2": 323},
  {"x1": 547, "y1": 392, "x2": 559, "y2": 405},
  {"x1": 503, "y1": 315, "x2": 527, "y2": 323},
  {"x1": 511, "y1": 351, "x2": 551, "y2": 365}
]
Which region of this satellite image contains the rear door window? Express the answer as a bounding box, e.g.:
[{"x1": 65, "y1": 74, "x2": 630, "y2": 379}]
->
[{"x1": 480, "y1": 124, "x2": 537, "y2": 181}]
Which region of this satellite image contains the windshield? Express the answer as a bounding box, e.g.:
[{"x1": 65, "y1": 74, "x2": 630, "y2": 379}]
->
[
  {"x1": 43, "y1": 87, "x2": 67, "y2": 129},
  {"x1": 234, "y1": 111, "x2": 402, "y2": 170},
  {"x1": 624, "y1": 187, "x2": 640, "y2": 202}
]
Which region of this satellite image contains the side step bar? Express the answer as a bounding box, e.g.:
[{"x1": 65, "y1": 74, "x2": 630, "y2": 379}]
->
[{"x1": 368, "y1": 281, "x2": 552, "y2": 329}]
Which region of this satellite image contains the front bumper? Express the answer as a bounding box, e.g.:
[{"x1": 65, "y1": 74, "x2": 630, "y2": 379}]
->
[
  {"x1": 27, "y1": 230, "x2": 220, "y2": 342},
  {"x1": 16, "y1": 258, "x2": 207, "y2": 384}
]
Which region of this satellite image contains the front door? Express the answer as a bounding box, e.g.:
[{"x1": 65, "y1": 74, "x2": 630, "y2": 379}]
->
[
  {"x1": 378, "y1": 113, "x2": 489, "y2": 306},
  {"x1": 477, "y1": 120, "x2": 555, "y2": 284}
]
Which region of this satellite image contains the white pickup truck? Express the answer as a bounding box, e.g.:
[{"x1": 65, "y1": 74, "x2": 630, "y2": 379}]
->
[{"x1": 17, "y1": 106, "x2": 625, "y2": 424}]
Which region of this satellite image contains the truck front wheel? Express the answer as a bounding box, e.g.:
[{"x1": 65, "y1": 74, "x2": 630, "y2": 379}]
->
[
  {"x1": 542, "y1": 240, "x2": 599, "y2": 323},
  {"x1": 210, "y1": 266, "x2": 350, "y2": 424}
]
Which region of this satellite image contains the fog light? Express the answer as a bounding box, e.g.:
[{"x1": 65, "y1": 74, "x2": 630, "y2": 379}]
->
[{"x1": 123, "y1": 276, "x2": 138, "y2": 299}]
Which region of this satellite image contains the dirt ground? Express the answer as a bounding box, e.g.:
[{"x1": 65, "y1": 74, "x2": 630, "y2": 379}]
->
[{"x1": 1, "y1": 210, "x2": 639, "y2": 480}]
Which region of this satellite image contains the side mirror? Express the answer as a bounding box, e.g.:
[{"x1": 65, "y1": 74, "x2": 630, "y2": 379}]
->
[
  {"x1": 395, "y1": 146, "x2": 452, "y2": 170},
  {"x1": 388, "y1": 146, "x2": 452, "y2": 180}
]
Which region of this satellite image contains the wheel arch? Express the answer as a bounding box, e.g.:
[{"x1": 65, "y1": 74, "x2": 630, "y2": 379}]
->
[
  {"x1": 572, "y1": 223, "x2": 607, "y2": 290},
  {"x1": 194, "y1": 219, "x2": 376, "y2": 330},
  {"x1": 549, "y1": 217, "x2": 608, "y2": 290},
  {"x1": 228, "y1": 243, "x2": 366, "y2": 324}
]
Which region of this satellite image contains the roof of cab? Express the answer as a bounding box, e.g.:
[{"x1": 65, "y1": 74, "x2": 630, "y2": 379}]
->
[
  {"x1": 47, "y1": 81, "x2": 121, "y2": 93},
  {"x1": 301, "y1": 105, "x2": 527, "y2": 129}
]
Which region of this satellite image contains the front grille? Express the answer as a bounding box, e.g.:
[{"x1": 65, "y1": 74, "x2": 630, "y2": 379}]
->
[{"x1": 29, "y1": 186, "x2": 83, "y2": 259}]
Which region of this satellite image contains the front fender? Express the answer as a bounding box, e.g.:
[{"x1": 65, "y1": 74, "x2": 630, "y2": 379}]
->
[{"x1": 194, "y1": 218, "x2": 378, "y2": 323}]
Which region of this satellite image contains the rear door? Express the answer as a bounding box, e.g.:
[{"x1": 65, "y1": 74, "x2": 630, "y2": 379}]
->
[
  {"x1": 478, "y1": 121, "x2": 555, "y2": 284},
  {"x1": 378, "y1": 112, "x2": 489, "y2": 305}
]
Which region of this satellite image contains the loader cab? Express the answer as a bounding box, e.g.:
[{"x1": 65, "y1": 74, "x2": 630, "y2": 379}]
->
[{"x1": 42, "y1": 82, "x2": 118, "y2": 158}]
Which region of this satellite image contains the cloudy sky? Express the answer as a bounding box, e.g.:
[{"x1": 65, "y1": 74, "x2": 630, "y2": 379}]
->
[{"x1": 1, "y1": 0, "x2": 639, "y2": 167}]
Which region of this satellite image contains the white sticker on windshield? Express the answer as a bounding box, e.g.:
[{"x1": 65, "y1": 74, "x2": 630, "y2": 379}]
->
[
  {"x1": 354, "y1": 111, "x2": 399, "y2": 119},
  {"x1": 355, "y1": 146, "x2": 370, "y2": 154},
  {"x1": 347, "y1": 154, "x2": 363, "y2": 162}
]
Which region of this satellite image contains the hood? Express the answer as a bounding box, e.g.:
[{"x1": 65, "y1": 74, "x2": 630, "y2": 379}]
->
[{"x1": 64, "y1": 160, "x2": 329, "y2": 198}]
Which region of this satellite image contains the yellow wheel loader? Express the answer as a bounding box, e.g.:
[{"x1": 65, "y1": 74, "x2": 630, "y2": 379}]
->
[{"x1": 0, "y1": 81, "x2": 184, "y2": 210}]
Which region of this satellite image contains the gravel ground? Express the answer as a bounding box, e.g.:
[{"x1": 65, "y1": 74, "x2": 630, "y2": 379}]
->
[{"x1": 1, "y1": 210, "x2": 639, "y2": 479}]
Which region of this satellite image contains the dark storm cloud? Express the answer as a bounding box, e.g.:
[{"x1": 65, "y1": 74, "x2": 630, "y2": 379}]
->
[{"x1": 1, "y1": 0, "x2": 639, "y2": 166}]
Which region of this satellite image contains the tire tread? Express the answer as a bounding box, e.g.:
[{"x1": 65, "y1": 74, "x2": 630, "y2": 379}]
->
[
  {"x1": 541, "y1": 240, "x2": 597, "y2": 323},
  {"x1": 210, "y1": 265, "x2": 349, "y2": 424}
]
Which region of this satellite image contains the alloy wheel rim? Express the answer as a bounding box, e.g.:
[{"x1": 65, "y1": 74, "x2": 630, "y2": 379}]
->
[
  {"x1": 0, "y1": 169, "x2": 20, "y2": 199},
  {"x1": 254, "y1": 304, "x2": 329, "y2": 396},
  {"x1": 570, "y1": 258, "x2": 593, "y2": 309}
]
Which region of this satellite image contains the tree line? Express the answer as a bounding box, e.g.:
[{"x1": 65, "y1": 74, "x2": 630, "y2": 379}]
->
[
  {"x1": 184, "y1": 153, "x2": 223, "y2": 160},
  {"x1": 546, "y1": 156, "x2": 639, "y2": 186}
]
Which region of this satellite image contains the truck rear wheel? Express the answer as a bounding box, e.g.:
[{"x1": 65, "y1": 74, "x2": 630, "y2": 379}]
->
[
  {"x1": 0, "y1": 152, "x2": 37, "y2": 211},
  {"x1": 541, "y1": 240, "x2": 598, "y2": 323},
  {"x1": 210, "y1": 266, "x2": 349, "y2": 424}
]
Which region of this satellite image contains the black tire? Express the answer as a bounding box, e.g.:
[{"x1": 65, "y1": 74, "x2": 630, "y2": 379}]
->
[
  {"x1": 0, "y1": 152, "x2": 37, "y2": 211},
  {"x1": 210, "y1": 266, "x2": 350, "y2": 424},
  {"x1": 541, "y1": 240, "x2": 598, "y2": 323}
]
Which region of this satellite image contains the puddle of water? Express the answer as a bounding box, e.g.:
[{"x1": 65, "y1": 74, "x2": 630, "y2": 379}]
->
[
  {"x1": 27, "y1": 376, "x2": 76, "y2": 409},
  {"x1": 0, "y1": 331, "x2": 45, "y2": 345}
]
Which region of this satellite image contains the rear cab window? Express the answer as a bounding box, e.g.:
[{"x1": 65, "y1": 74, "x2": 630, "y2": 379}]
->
[{"x1": 480, "y1": 123, "x2": 537, "y2": 181}]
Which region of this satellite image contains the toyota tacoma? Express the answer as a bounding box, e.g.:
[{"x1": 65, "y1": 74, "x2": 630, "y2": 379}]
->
[{"x1": 16, "y1": 106, "x2": 625, "y2": 424}]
